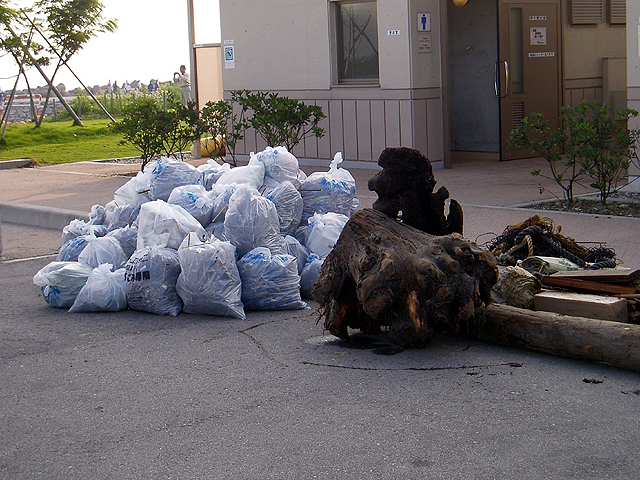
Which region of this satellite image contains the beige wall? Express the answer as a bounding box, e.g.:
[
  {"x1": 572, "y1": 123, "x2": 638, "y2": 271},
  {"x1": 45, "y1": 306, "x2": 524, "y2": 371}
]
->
[
  {"x1": 627, "y1": 0, "x2": 640, "y2": 188},
  {"x1": 195, "y1": 45, "x2": 223, "y2": 106}
]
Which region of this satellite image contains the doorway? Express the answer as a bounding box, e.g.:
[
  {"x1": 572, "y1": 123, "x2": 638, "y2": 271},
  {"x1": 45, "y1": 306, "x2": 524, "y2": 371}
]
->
[{"x1": 447, "y1": 0, "x2": 562, "y2": 161}]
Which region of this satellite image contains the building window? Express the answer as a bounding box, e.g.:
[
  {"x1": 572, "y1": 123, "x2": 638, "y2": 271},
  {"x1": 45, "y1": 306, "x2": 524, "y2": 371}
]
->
[{"x1": 334, "y1": 0, "x2": 379, "y2": 83}]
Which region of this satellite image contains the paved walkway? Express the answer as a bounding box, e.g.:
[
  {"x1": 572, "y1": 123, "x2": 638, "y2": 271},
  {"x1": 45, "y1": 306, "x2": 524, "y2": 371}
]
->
[{"x1": 1, "y1": 155, "x2": 639, "y2": 267}]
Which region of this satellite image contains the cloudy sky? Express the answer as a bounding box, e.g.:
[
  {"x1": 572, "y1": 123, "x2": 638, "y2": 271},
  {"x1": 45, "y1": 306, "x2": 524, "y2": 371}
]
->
[{"x1": 1, "y1": 0, "x2": 221, "y2": 92}]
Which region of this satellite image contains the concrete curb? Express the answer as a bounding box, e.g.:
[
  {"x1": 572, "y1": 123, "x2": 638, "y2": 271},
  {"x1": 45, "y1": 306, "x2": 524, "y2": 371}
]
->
[
  {"x1": 0, "y1": 201, "x2": 88, "y2": 230},
  {"x1": 0, "y1": 159, "x2": 34, "y2": 170}
]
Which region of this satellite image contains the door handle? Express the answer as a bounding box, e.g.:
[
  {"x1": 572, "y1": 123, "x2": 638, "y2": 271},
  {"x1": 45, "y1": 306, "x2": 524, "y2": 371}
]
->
[{"x1": 495, "y1": 60, "x2": 509, "y2": 98}]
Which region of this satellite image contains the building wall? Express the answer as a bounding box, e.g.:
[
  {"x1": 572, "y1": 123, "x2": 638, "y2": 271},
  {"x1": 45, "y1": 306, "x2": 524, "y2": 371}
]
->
[
  {"x1": 220, "y1": 0, "x2": 445, "y2": 166},
  {"x1": 563, "y1": 0, "x2": 627, "y2": 106}
]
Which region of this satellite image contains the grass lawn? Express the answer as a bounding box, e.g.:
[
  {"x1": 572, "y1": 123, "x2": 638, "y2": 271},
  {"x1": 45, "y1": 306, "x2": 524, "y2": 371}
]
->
[{"x1": 0, "y1": 118, "x2": 140, "y2": 164}]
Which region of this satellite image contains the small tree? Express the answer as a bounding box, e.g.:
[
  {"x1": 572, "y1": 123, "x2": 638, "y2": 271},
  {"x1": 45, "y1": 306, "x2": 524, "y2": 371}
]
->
[
  {"x1": 199, "y1": 98, "x2": 245, "y2": 165},
  {"x1": 233, "y1": 89, "x2": 325, "y2": 153}
]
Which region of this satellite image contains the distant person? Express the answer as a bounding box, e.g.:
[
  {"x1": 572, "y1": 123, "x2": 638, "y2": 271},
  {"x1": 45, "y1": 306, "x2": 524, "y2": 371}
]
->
[
  {"x1": 147, "y1": 79, "x2": 158, "y2": 93},
  {"x1": 113, "y1": 81, "x2": 119, "y2": 94},
  {"x1": 173, "y1": 64, "x2": 192, "y2": 106},
  {"x1": 106, "y1": 80, "x2": 112, "y2": 95},
  {"x1": 124, "y1": 80, "x2": 131, "y2": 94}
]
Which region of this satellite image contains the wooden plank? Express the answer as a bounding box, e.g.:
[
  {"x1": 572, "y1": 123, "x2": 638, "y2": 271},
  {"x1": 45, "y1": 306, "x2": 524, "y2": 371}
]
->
[
  {"x1": 470, "y1": 304, "x2": 640, "y2": 372},
  {"x1": 539, "y1": 275, "x2": 638, "y2": 295},
  {"x1": 534, "y1": 290, "x2": 628, "y2": 322},
  {"x1": 550, "y1": 268, "x2": 640, "y2": 284}
]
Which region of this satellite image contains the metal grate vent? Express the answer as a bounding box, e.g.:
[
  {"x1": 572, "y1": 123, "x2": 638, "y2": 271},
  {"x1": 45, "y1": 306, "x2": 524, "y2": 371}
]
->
[
  {"x1": 512, "y1": 102, "x2": 525, "y2": 129},
  {"x1": 571, "y1": 0, "x2": 603, "y2": 24},
  {"x1": 610, "y1": 0, "x2": 625, "y2": 24}
]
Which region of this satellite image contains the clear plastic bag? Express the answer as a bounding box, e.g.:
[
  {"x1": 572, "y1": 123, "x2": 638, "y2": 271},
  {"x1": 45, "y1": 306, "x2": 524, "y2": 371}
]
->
[
  {"x1": 197, "y1": 160, "x2": 232, "y2": 190},
  {"x1": 223, "y1": 184, "x2": 285, "y2": 257},
  {"x1": 168, "y1": 184, "x2": 215, "y2": 227},
  {"x1": 104, "y1": 201, "x2": 140, "y2": 231},
  {"x1": 33, "y1": 261, "x2": 94, "y2": 308},
  {"x1": 284, "y1": 235, "x2": 309, "y2": 275},
  {"x1": 78, "y1": 235, "x2": 128, "y2": 269},
  {"x1": 237, "y1": 247, "x2": 308, "y2": 310},
  {"x1": 176, "y1": 233, "x2": 246, "y2": 319},
  {"x1": 266, "y1": 181, "x2": 303, "y2": 236},
  {"x1": 137, "y1": 200, "x2": 208, "y2": 250},
  {"x1": 105, "y1": 225, "x2": 138, "y2": 259},
  {"x1": 254, "y1": 146, "x2": 299, "y2": 184},
  {"x1": 89, "y1": 204, "x2": 106, "y2": 225},
  {"x1": 305, "y1": 212, "x2": 349, "y2": 258},
  {"x1": 148, "y1": 157, "x2": 203, "y2": 202},
  {"x1": 300, "y1": 152, "x2": 359, "y2": 223},
  {"x1": 125, "y1": 246, "x2": 183, "y2": 316},
  {"x1": 300, "y1": 253, "x2": 323, "y2": 299},
  {"x1": 61, "y1": 219, "x2": 107, "y2": 246},
  {"x1": 113, "y1": 168, "x2": 153, "y2": 207},
  {"x1": 69, "y1": 264, "x2": 128, "y2": 313},
  {"x1": 216, "y1": 153, "x2": 265, "y2": 190},
  {"x1": 58, "y1": 235, "x2": 89, "y2": 262}
]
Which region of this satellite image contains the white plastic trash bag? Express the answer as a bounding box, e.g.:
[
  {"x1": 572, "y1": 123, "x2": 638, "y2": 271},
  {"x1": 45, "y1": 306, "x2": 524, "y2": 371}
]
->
[
  {"x1": 266, "y1": 181, "x2": 303, "y2": 236},
  {"x1": 254, "y1": 146, "x2": 299, "y2": 184},
  {"x1": 113, "y1": 168, "x2": 153, "y2": 207},
  {"x1": 137, "y1": 200, "x2": 207, "y2": 250},
  {"x1": 105, "y1": 226, "x2": 138, "y2": 259},
  {"x1": 104, "y1": 201, "x2": 140, "y2": 231},
  {"x1": 69, "y1": 264, "x2": 128, "y2": 313},
  {"x1": 223, "y1": 184, "x2": 285, "y2": 257},
  {"x1": 284, "y1": 235, "x2": 309, "y2": 275},
  {"x1": 168, "y1": 184, "x2": 215, "y2": 227},
  {"x1": 216, "y1": 153, "x2": 265, "y2": 190},
  {"x1": 176, "y1": 233, "x2": 245, "y2": 319},
  {"x1": 89, "y1": 204, "x2": 106, "y2": 225},
  {"x1": 300, "y1": 253, "x2": 323, "y2": 299},
  {"x1": 305, "y1": 212, "x2": 349, "y2": 258},
  {"x1": 237, "y1": 247, "x2": 308, "y2": 310},
  {"x1": 148, "y1": 157, "x2": 202, "y2": 202},
  {"x1": 238, "y1": 247, "x2": 308, "y2": 310},
  {"x1": 58, "y1": 235, "x2": 89, "y2": 262},
  {"x1": 33, "y1": 261, "x2": 94, "y2": 308},
  {"x1": 61, "y1": 219, "x2": 107, "y2": 246},
  {"x1": 125, "y1": 246, "x2": 183, "y2": 316},
  {"x1": 300, "y1": 152, "x2": 358, "y2": 223},
  {"x1": 77, "y1": 235, "x2": 128, "y2": 269},
  {"x1": 198, "y1": 160, "x2": 232, "y2": 190}
]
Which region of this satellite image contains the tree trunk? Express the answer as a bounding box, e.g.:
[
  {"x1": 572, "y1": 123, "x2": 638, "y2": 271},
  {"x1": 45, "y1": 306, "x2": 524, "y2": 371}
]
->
[
  {"x1": 313, "y1": 208, "x2": 498, "y2": 347},
  {"x1": 468, "y1": 304, "x2": 640, "y2": 372}
]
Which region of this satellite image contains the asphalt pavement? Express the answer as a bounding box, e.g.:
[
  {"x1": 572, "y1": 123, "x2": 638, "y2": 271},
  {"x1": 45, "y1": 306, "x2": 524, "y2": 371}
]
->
[{"x1": 1, "y1": 156, "x2": 639, "y2": 479}]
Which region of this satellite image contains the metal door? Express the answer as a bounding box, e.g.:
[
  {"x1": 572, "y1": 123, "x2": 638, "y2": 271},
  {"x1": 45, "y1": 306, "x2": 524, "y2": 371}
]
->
[{"x1": 497, "y1": 0, "x2": 561, "y2": 160}]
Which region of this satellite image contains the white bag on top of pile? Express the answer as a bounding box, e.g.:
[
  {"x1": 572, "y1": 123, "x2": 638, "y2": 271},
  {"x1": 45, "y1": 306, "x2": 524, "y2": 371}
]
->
[
  {"x1": 77, "y1": 235, "x2": 128, "y2": 269},
  {"x1": 89, "y1": 204, "x2": 106, "y2": 225},
  {"x1": 300, "y1": 253, "x2": 323, "y2": 299},
  {"x1": 125, "y1": 245, "x2": 183, "y2": 316},
  {"x1": 33, "y1": 261, "x2": 94, "y2": 308},
  {"x1": 168, "y1": 184, "x2": 215, "y2": 227},
  {"x1": 61, "y1": 219, "x2": 107, "y2": 246},
  {"x1": 254, "y1": 146, "x2": 299, "y2": 184},
  {"x1": 300, "y1": 152, "x2": 358, "y2": 223},
  {"x1": 176, "y1": 233, "x2": 245, "y2": 319},
  {"x1": 58, "y1": 235, "x2": 89, "y2": 262},
  {"x1": 103, "y1": 201, "x2": 140, "y2": 231},
  {"x1": 105, "y1": 225, "x2": 138, "y2": 259},
  {"x1": 284, "y1": 235, "x2": 309, "y2": 275},
  {"x1": 69, "y1": 264, "x2": 128, "y2": 313},
  {"x1": 305, "y1": 212, "x2": 349, "y2": 258},
  {"x1": 237, "y1": 247, "x2": 308, "y2": 310},
  {"x1": 197, "y1": 159, "x2": 232, "y2": 190},
  {"x1": 265, "y1": 181, "x2": 303, "y2": 236},
  {"x1": 216, "y1": 153, "x2": 265, "y2": 190},
  {"x1": 113, "y1": 168, "x2": 153, "y2": 207},
  {"x1": 137, "y1": 200, "x2": 207, "y2": 251},
  {"x1": 148, "y1": 157, "x2": 202, "y2": 202},
  {"x1": 223, "y1": 184, "x2": 285, "y2": 257}
]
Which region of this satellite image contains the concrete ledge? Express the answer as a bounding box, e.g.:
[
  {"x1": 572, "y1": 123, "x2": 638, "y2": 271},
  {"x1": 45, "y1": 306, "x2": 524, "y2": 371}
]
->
[
  {"x1": 0, "y1": 159, "x2": 34, "y2": 170},
  {"x1": 0, "y1": 201, "x2": 88, "y2": 230}
]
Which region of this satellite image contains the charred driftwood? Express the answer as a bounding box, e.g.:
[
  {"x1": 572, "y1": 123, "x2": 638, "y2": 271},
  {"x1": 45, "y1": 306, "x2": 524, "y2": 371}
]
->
[
  {"x1": 313, "y1": 208, "x2": 498, "y2": 347},
  {"x1": 469, "y1": 304, "x2": 640, "y2": 372},
  {"x1": 368, "y1": 146, "x2": 464, "y2": 235}
]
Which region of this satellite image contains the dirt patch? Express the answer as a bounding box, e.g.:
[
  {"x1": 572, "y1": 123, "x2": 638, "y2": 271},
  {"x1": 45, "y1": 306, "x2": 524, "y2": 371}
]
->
[{"x1": 526, "y1": 192, "x2": 640, "y2": 218}]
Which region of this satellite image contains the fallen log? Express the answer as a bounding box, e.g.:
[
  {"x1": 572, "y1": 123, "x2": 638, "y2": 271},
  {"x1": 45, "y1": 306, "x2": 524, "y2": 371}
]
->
[
  {"x1": 313, "y1": 208, "x2": 498, "y2": 347},
  {"x1": 468, "y1": 304, "x2": 640, "y2": 372}
]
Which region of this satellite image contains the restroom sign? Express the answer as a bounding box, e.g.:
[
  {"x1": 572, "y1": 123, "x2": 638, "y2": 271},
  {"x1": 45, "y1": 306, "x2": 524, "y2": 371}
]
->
[{"x1": 418, "y1": 13, "x2": 431, "y2": 32}]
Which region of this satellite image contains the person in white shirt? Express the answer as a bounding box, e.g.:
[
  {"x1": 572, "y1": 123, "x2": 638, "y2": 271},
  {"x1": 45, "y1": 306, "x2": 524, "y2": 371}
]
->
[{"x1": 173, "y1": 65, "x2": 192, "y2": 106}]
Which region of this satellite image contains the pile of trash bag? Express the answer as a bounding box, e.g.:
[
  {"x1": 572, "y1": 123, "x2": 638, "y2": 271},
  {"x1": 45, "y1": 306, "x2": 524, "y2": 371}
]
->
[{"x1": 34, "y1": 149, "x2": 359, "y2": 318}]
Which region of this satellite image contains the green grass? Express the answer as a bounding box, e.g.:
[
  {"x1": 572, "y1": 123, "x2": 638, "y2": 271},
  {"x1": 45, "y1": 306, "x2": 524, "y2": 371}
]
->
[{"x1": 0, "y1": 118, "x2": 141, "y2": 164}]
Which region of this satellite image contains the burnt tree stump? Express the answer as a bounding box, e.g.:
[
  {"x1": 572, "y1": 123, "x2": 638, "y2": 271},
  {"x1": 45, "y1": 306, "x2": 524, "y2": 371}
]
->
[
  {"x1": 313, "y1": 208, "x2": 498, "y2": 347},
  {"x1": 368, "y1": 146, "x2": 464, "y2": 235}
]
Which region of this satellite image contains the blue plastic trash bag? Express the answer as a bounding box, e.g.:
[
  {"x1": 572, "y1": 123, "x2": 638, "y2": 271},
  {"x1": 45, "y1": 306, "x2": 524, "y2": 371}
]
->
[
  {"x1": 148, "y1": 157, "x2": 202, "y2": 202},
  {"x1": 300, "y1": 253, "x2": 323, "y2": 299},
  {"x1": 266, "y1": 181, "x2": 303, "y2": 236},
  {"x1": 77, "y1": 235, "x2": 128, "y2": 269},
  {"x1": 33, "y1": 261, "x2": 94, "y2": 308}
]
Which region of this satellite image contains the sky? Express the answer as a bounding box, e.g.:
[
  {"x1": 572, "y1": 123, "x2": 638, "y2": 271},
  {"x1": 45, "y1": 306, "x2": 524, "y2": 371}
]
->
[{"x1": 0, "y1": 0, "x2": 221, "y2": 92}]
